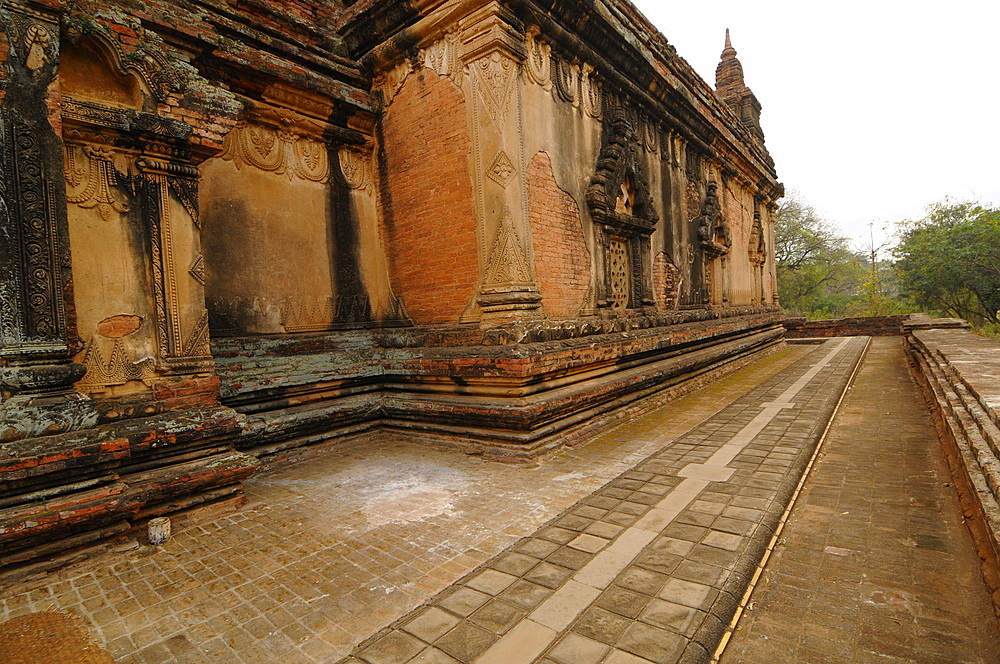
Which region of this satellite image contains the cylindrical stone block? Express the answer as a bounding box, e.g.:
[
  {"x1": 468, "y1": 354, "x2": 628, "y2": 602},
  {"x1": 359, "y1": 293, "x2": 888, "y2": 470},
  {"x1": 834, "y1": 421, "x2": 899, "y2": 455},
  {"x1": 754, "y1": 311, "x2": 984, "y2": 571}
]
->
[{"x1": 147, "y1": 517, "x2": 171, "y2": 545}]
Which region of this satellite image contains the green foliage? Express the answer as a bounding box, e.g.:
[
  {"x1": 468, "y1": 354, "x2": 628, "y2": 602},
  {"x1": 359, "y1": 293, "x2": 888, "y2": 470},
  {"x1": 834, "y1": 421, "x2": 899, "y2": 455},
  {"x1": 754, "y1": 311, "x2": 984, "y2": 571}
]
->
[
  {"x1": 894, "y1": 201, "x2": 1000, "y2": 326},
  {"x1": 775, "y1": 195, "x2": 868, "y2": 319},
  {"x1": 976, "y1": 323, "x2": 1000, "y2": 341}
]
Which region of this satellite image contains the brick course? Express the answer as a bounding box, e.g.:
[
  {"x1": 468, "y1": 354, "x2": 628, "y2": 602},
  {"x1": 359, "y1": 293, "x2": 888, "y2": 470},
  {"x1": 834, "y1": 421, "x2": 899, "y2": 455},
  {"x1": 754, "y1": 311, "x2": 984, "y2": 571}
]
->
[
  {"x1": 527, "y1": 152, "x2": 590, "y2": 319},
  {"x1": 381, "y1": 69, "x2": 479, "y2": 324}
]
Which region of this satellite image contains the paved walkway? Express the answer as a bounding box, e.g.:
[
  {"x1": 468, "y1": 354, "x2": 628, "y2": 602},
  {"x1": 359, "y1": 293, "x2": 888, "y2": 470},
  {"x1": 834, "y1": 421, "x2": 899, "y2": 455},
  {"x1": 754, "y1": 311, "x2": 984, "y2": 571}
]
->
[
  {"x1": 1, "y1": 337, "x2": 998, "y2": 664},
  {"x1": 720, "y1": 338, "x2": 1000, "y2": 664},
  {"x1": 335, "y1": 337, "x2": 869, "y2": 664},
  {"x1": 0, "y1": 345, "x2": 814, "y2": 663}
]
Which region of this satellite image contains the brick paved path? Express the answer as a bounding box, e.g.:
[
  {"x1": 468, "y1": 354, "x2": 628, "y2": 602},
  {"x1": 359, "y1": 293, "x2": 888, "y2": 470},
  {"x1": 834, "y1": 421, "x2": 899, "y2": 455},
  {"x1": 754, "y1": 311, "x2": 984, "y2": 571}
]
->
[
  {"x1": 719, "y1": 338, "x2": 1000, "y2": 664},
  {"x1": 336, "y1": 337, "x2": 871, "y2": 664},
  {"x1": 0, "y1": 346, "x2": 814, "y2": 664},
  {"x1": 2, "y1": 337, "x2": 998, "y2": 664}
]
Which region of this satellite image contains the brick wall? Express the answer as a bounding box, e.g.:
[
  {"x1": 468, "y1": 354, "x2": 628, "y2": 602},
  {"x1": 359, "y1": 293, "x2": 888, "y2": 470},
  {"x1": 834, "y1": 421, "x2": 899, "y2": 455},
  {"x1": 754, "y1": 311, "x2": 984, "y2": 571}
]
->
[
  {"x1": 527, "y1": 151, "x2": 590, "y2": 318},
  {"x1": 381, "y1": 68, "x2": 479, "y2": 324},
  {"x1": 653, "y1": 251, "x2": 681, "y2": 310},
  {"x1": 0, "y1": 29, "x2": 9, "y2": 106},
  {"x1": 784, "y1": 315, "x2": 911, "y2": 338}
]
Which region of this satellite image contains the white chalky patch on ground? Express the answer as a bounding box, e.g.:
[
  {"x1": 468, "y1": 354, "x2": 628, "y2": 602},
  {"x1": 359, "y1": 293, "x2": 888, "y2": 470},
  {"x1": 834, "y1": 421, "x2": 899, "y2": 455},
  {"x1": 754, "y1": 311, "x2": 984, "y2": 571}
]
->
[
  {"x1": 363, "y1": 485, "x2": 458, "y2": 526},
  {"x1": 553, "y1": 471, "x2": 589, "y2": 482}
]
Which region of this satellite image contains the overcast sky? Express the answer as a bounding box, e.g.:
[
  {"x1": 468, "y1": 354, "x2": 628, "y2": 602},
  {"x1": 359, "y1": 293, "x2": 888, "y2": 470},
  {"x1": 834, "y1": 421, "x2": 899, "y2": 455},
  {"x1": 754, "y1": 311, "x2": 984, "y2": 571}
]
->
[{"x1": 630, "y1": 0, "x2": 1000, "y2": 249}]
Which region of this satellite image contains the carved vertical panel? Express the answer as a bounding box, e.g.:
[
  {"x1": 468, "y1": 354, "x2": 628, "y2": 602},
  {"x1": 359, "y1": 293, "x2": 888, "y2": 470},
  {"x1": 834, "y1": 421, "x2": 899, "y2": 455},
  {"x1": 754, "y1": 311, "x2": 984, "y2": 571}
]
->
[
  {"x1": 0, "y1": 12, "x2": 71, "y2": 359},
  {"x1": 138, "y1": 158, "x2": 212, "y2": 370},
  {"x1": 338, "y1": 144, "x2": 408, "y2": 323},
  {"x1": 608, "y1": 238, "x2": 630, "y2": 310},
  {"x1": 459, "y1": 6, "x2": 541, "y2": 318}
]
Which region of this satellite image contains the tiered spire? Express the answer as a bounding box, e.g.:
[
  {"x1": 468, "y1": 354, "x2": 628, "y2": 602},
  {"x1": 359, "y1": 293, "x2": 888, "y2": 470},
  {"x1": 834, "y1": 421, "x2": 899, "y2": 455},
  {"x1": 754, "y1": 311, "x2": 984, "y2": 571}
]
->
[{"x1": 714, "y1": 29, "x2": 764, "y2": 142}]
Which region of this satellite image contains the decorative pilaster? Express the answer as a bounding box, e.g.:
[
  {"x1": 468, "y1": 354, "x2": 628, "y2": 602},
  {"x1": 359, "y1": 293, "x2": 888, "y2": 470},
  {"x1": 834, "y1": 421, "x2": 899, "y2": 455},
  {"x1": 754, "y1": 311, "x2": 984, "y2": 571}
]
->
[
  {"x1": 749, "y1": 198, "x2": 768, "y2": 305},
  {"x1": 695, "y1": 177, "x2": 732, "y2": 307},
  {"x1": 0, "y1": 3, "x2": 93, "y2": 438},
  {"x1": 457, "y1": 3, "x2": 541, "y2": 321},
  {"x1": 136, "y1": 154, "x2": 213, "y2": 372}
]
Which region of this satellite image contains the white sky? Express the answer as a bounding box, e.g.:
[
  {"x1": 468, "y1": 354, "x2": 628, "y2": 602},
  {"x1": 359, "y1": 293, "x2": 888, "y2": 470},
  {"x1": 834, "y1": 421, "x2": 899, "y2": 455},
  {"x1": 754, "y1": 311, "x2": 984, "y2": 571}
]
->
[{"x1": 630, "y1": 0, "x2": 1000, "y2": 249}]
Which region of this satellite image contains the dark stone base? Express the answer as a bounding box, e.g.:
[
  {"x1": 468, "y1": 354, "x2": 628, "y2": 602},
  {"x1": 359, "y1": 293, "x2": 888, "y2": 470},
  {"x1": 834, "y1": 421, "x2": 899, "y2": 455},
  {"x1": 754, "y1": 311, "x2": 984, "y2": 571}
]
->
[
  {"x1": 216, "y1": 311, "x2": 786, "y2": 460},
  {"x1": 0, "y1": 405, "x2": 258, "y2": 573}
]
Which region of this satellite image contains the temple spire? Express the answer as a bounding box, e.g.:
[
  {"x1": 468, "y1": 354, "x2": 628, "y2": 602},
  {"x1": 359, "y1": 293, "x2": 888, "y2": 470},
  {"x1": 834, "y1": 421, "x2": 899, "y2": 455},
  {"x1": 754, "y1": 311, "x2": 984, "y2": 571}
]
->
[
  {"x1": 723, "y1": 28, "x2": 735, "y2": 57},
  {"x1": 716, "y1": 28, "x2": 744, "y2": 93},
  {"x1": 714, "y1": 29, "x2": 765, "y2": 142}
]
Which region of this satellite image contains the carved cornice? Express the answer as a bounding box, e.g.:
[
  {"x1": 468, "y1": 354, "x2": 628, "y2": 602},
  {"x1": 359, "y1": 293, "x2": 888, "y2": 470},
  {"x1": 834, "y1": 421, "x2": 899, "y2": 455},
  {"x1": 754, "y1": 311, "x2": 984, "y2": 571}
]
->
[
  {"x1": 457, "y1": 2, "x2": 525, "y2": 64},
  {"x1": 61, "y1": 96, "x2": 193, "y2": 144},
  {"x1": 262, "y1": 83, "x2": 335, "y2": 122}
]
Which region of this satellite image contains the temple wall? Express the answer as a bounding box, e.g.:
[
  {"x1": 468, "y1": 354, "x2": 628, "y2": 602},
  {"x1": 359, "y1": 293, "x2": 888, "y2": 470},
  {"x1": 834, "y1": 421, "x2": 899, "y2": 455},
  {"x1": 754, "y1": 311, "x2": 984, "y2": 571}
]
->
[
  {"x1": 0, "y1": 0, "x2": 785, "y2": 573},
  {"x1": 201, "y1": 135, "x2": 335, "y2": 335},
  {"x1": 380, "y1": 68, "x2": 480, "y2": 325}
]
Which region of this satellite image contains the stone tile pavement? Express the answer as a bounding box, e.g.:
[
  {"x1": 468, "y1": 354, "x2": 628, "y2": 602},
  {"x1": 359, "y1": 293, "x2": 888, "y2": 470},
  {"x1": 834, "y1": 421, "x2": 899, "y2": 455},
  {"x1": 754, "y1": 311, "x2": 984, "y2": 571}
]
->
[
  {"x1": 336, "y1": 337, "x2": 871, "y2": 663},
  {"x1": 4, "y1": 337, "x2": 998, "y2": 664},
  {"x1": 719, "y1": 337, "x2": 1000, "y2": 664},
  {"x1": 0, "y1": 344, "x2": 815, "y2": 663}
]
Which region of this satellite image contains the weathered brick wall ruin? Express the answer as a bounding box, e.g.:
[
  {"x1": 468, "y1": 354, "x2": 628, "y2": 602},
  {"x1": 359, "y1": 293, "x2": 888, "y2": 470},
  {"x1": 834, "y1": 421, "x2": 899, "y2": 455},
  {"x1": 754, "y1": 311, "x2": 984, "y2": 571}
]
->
[
  {"x1": 1, "y1": 0, "x2": 783, "y2": 572},
  {"x1": 903, "y1": 319, "x2": 1000, "y2": 618},
  {"x1": 784, "y1": 315, "x2": 913, "y2": 338},
  {"x1": 782, "y1": 313, "x2": 1000, "y2": 616}
]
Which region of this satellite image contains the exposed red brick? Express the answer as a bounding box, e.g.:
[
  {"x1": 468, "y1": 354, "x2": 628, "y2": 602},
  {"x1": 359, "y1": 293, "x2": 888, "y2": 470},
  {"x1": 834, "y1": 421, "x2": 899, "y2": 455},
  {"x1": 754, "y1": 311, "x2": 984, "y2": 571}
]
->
[
  {"x1": 653, "y1": 251, "x2": 682, "y2": 310},
  {"x1": 527, "y1": 151, "x2": 590, "y2": 318},
  {"x1": 380, "y1": 68, "x2": 479, "y2": 324},
  {"x1": 152, "y1": 375, "x2": 221, "y2": 408}
]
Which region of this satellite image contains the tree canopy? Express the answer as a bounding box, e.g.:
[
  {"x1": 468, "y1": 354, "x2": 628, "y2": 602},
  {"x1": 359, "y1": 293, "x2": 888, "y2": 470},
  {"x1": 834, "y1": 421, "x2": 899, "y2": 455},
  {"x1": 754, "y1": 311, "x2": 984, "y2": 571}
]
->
[
  {"x1": 775, "y1": 195, "x2": 867, "y2": 318},
  {"x1": 894, "y1": 201, "x2": 1000, "y2": 325}
]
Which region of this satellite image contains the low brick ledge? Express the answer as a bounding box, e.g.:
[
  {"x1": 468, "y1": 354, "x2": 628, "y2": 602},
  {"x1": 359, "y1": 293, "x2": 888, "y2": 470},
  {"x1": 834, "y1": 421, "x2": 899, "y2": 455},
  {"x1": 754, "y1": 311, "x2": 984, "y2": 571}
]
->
[
  {"x1": 905, "y1": 324, "x2": 1000, "y2": 617},
  {"x1": 784, "y1": 312, "x2": 971, "y2": 339}
]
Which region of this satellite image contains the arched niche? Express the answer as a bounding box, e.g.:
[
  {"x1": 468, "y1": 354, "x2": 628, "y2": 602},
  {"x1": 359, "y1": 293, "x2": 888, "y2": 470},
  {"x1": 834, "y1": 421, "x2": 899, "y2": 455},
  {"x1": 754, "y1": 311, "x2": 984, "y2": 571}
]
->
[
  {"x1": 60, "y1": 37, "x2": 146, "y2": 110},
  {"x1": 59, "y1": 37, "x2": 211, "y2": 399}
]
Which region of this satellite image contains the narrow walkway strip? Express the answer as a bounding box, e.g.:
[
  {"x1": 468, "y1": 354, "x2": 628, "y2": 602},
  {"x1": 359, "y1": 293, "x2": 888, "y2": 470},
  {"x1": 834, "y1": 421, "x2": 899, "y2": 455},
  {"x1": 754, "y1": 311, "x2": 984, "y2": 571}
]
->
[
  {"x1": 718, "y1": 338, "x2": 1000, "y2": 664},
  {"x1": 340, "y1": 337, "x2": 867, "y2": 664}
]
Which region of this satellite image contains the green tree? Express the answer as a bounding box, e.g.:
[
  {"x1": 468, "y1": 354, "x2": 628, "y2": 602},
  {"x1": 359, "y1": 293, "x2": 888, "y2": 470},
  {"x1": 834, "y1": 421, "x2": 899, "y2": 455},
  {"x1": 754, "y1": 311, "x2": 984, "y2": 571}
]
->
[
  {"x1": 775, "y1": 195, "x2": 867, "y2": 318},
  {"x1": 894, "y1": 201, "x2": 1000, "y2": 326}
]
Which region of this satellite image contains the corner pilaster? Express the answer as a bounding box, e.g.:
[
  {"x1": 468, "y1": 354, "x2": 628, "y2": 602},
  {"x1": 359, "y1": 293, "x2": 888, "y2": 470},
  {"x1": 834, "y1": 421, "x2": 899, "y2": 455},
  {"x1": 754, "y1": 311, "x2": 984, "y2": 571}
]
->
[{"x1": 0, "y1": 1, "x2": 97, "y2": 438}]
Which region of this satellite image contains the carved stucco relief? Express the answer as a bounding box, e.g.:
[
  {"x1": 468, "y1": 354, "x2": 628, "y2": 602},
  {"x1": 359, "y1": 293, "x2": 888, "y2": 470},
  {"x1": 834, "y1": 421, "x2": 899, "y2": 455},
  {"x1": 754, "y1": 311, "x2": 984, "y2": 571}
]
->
[
  {"x1": 24, "y1": 24, "x2": 53, "y2": 73},
  {"x1": 472, "y1": 51, "x2": 518, "y2": 128},
  {"x1": 523, "y1": 28, "x2": 627, "y2": 132},
  {"x1": 219, "y1": 121, "x2": 330, "y2": 183},
  {"x1": 339, "y1": 146, "x2": 374, "y2": 193},
  {"x1": 483, "y1": 207, "x2": 533, "y2": 286},
  {"x1": 486, "y1": 150, "x2": 516, "y2": 189},
  {"x1": 64, "y1": 144, "x2": 130, "y2": 220}
]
